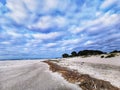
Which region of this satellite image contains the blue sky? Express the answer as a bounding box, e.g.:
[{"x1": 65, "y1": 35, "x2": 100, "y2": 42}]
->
[{"x1": 0, "y1": 0, "x2": 120, "y2": 59}]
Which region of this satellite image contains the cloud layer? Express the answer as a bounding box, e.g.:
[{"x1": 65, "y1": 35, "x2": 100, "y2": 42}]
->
[{"x1": 0, "y1": 0, "x2": 120, "y2": 59}]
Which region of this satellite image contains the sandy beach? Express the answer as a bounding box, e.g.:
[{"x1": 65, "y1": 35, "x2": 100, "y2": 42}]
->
[
  {"x1": 0, "y1": 55, "x2": 120, "y2": 90},
  {"x1": 0, "y1": 0, "x2": 120, "y2": 89},
  {"x1": 0, "y1": 60, "x2": 79, "y2": 90}
]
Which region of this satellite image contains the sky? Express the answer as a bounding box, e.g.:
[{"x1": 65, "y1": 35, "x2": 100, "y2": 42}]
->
[{"x1": 0, "y1": 0, "x2": 120, "y2": 59}]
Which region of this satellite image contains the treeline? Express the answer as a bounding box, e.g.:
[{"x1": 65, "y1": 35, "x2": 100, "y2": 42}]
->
[
  {"x1": 110, "y1": 50, "x2": 120, "y2": 53},
  {"x1": 62, "y1": 50, "x2": 120, "y2": 58}
]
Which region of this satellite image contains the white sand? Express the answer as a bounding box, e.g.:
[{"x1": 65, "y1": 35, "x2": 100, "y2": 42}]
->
[
  {"x1": 58, "y1": 55, "x2": 120, "y2": 88},
  {"x1": 0, "y1": 60, "x2": 80, "y2": 90},
  {"x1": 61, "y1": 55, "x2": 120, "y2": 66},
  {"x1": 0, "y1": 55, "x2": 120, "y2": 90}
]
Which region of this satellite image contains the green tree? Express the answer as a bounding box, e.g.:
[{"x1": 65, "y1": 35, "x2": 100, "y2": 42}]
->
[
  {"x1": 71, "y1": 51, "x2": 78, "y2": 57},
  {"x1": 62, "y1": 53, "x2": 69, "y2": 58}
]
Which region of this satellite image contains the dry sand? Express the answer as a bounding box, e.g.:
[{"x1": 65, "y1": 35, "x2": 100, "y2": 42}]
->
[
  {"x1": 0, "y1": 60, "x2": 80, "y2": 90},
  {"x1": 0, "y1": 55, "x2": 120, "y2": 90},
  {"x1": 57, "y1": 55, "x2": 120, "y2": 88}
]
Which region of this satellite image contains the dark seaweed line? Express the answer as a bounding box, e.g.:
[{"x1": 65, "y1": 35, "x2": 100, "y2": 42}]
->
[{"x1": 44, "y1": 61, "x2": 120, "y2": 90}]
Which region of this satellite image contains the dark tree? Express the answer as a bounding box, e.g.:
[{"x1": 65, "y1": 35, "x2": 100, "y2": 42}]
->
[
  {"x1": 78, "y1": 50, "x2": 105, "y2": 56},
  {"x1": 71, "y1": 51, "x2": 78, "y2": 57},
  {"x1": 110, "y1": 50, "x2": 120, "y2": 53},
  {"x1": 62, "y1": 53, "x2": 69, "y2": 58},
  {"x1": 62, "y1": 50, "x2": 106, "y2": 58}
]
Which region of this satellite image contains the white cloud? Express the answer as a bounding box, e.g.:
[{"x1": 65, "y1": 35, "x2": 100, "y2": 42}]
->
[
  {"x1": 95, "y1": 12, "x2": 103, "y2": 17},
  {"x1": 0, "y1": 16, "x2": 10, "y2": 25},
  {"x1": 54, "y1": 38, "x2": 83, "y2": 51},
  {"x1": 102, "y1": 14, "x2": 120, "y2": 26},
  {"x1": 5, "y1": 0, "x2": 70, "y2": 25},
  {"x1": 90, "y1": 12, "x2": 120, "y2": 26},
  {"x1": 23, "y1": 0, "x2": 42, "y2": 13},
  {"x1": 4, "y1": 0, "x2": 77, "y2": 29},
  {"x1": 5, "y1": 0, "x2": 29, "y2": 24},
  {"x1": 100, "y1": 0, "x2": 117, "y2": 9},
  {"x1": 23, "y1": 0, "x2": 60, "y2": 14},
  {"x1": 44, "y1": 43, "x2": 57, "y2": 48},
  {"x1": 6, "y1": 31, "x2": 22, "y2": 37},
  {"x1": 84, "y1": 41, "x2": 94, "y2": 46},
  {"x1": 25, "y1": 39, "x2": 42, "y2": 47},
  {"x1": 32, "y1": 32, "x2": 62, "y2": 40},
  {"x1": 1, "y1": 41, "x2": 11, "y2": 45},
  {"x1": 54, "y1": 16, "x2": 67, "y2": 28},
  {"x1": 0, "y1": 28, "x2": 23, "y2": 39},
  {"x1": 43, "y1": 0, "x2": 58, "y2": 12},
  {"x1": 23, "y1": 47, "x2": 30, "y2": 52},
  {"x1": 68, "y1": 25, "x2": 84, "y2": 34},
  {"x1": 28, "y1": 15, "x2": 67, "y2": 30},
  {"x1": 75, "y1": 12, "x2": 120, "y2": 33},
  {"x1": 62, "y1": 39, "x2": 81, "y2": 46},
  {"x1": 29, "y1": 16, "x2": 53, "y2": 30}
]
